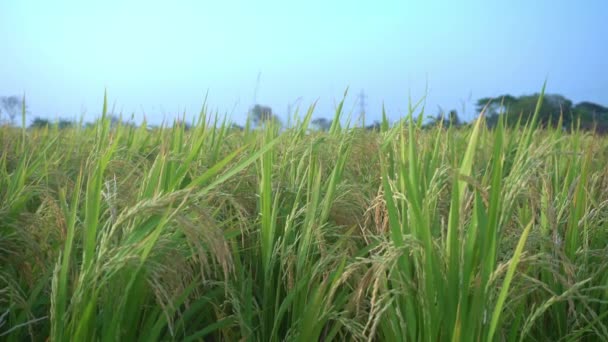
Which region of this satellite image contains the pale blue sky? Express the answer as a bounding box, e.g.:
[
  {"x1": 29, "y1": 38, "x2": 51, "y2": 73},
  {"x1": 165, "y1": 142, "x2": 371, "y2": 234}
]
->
[{"x1": 1, "y1": 0, "x2": 607, "y2": 125}]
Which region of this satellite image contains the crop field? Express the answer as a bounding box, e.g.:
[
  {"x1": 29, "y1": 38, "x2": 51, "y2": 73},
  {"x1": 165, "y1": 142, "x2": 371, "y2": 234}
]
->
[{"x1": 2, "y1": 92, "x2": 608, "y2": 341}]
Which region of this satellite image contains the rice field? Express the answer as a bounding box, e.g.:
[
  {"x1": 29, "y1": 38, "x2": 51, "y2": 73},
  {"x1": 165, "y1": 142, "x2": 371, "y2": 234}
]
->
[{"x1": 2, "y1": 91, "x2": 608, "y2": 341}]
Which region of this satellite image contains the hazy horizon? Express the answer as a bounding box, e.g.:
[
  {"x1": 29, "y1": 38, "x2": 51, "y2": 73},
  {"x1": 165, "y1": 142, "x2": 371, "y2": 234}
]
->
[{"x1": 1, "y1": 0, "x2": 607, "y2": 125}]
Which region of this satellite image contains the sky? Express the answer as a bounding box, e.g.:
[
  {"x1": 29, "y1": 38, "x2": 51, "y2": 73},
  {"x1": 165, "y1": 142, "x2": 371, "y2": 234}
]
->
[{"x1": 1, "y1": 0, "x2": 607, "y2": 125}]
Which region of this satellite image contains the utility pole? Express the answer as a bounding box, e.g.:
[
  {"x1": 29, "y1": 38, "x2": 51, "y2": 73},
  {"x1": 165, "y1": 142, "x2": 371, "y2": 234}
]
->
[{"x1": 358, "y1": 89, "x2": 367, "y2": 128}]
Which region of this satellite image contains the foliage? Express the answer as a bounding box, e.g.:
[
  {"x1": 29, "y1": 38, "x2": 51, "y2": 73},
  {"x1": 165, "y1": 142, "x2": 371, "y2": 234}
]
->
[
  {"x1": 57, "y1": 119, "x2": 74, "y2": 129},
  {"x1": 28, "y1": 118, "x2": 78, "y2": 130},
  {"x1": 424, "y1": 109, "x2": 462, "y2": 129},
  {"x1": 0, "y1": 96, "x2": 23, "y2": 124},
  {"x1": 573, "y1": 102, "x2": 608, "y2": 132},
  {"x1": 477, "y1": 93, "x2": 608, "y2": 131},
  {"x1": 311, "y1": 117, "x2": 332, "y2": 131},
  {"x1": 29, "y1": 117, "x2": 51, "y2": 129},
  {"x1": 249, "y1": 104, "x2": 281, "y2": 127},
  {"x1": 365, "y1": 121, "x2": 382, "y2": 131}
]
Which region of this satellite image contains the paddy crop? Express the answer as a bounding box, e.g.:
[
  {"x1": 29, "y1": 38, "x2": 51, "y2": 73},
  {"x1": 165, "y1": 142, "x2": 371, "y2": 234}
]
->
[{"x1": 2, "y1": 91, "x2": 608, "y2": 341}]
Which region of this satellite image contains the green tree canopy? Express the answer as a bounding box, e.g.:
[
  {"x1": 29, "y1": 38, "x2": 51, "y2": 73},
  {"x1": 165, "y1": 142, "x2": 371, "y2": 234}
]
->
[
  {"x1": 30, "y1": 117, "x2": 51, "y2": 128},
  {"x1": 424, "y1": 109, "x2": 462, "y2": 129},
  {"x1": 311, "y1": 117, "x2": 332, "y2": 131},
  {"x1": 249, "y1": 104, "x2": 281, "y2": 127},
  {"x1": 476, "y1": 93, "x2": 608, "y2": 132}
]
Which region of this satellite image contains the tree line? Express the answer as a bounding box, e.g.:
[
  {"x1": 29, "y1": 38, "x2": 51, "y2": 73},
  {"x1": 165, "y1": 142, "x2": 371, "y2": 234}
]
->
[
  {"x1": 249, "y1": 93, "x2": 608, "y2": 133},
  {"x1": 1, "y1": 93, "x2": 607, "y2": 133},
  {"x1": 476, "y1": 93, "x2": 608, "y2": 132}
]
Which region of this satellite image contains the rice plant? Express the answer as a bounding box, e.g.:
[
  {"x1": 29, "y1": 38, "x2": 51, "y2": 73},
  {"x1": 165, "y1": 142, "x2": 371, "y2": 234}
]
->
[{"x1": 1, "y1": 90, "x2": 608, "y2": 341}]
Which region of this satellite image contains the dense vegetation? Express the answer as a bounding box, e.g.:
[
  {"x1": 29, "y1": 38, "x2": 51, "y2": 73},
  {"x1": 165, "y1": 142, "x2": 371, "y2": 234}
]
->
[
  {"x1": 2, "y1": 90, "x2": 608, "y2": 341},
  {"x1": 476, "y1": 93, "x2": 608, "y2": 132}
]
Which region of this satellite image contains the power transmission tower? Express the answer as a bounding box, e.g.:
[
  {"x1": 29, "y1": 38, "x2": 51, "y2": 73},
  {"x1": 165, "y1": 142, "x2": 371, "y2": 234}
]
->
[
  {"x1": 252, "y1": 71, "x2": 261, "y2": 105},
  {"x1": 358, "y1": 89, "x2": 367, "y2": 128},
  {"x1": 247, "y1": 72, "x2": 261, "y2": 126}
]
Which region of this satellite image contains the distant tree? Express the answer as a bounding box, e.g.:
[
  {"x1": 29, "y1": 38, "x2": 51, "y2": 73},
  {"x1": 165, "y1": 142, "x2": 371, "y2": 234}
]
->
[
  {"x1": 474, "y1": 92, "x2": 608, "y2": 133},
  {"x1": 365, "y1": 121, "x2": 382, "y2": 131},
  {"x1": 424, "y1": 109, "x2": 462, "y2": 129},
  {"x1": 476, "y1": 95, "x2": 517, "y2": 116},
  {"x1": 230, "y1": 123, "x2": 244, "y2": 131},
  {"x1": 477, "y1": 93, "x2": 575, "y2": 128},
  {"x1": 58, "y1": 119, "x2": 74, "y2": 129},
  {"x1": 0, "y1": 95, "x2": 22, "y2": 123},
  {"x1": 30, "y1": 117, "x2": 51, "y2": 129},
  {"x1": 448, "y1": 110, "x2": 461, "y2": 126},
  {"x1": 573, "y1": 101, "x2": 608, "y2": 122},
  {"x1": 476, "y1": 95, "x2": 517, "y2": 127},
  {"x1": 573, "y1": 101, "x2": 608, "y2": 133},
  {"x1": 249, "y1": 104, "x2": 280, "y2": 127},
  {"x1": 574, "y1": 101, "x2": 608, "y2": 115},
  {"x1": 311, "y1": 117, "x2": 332, "y2": 131},
  {"x1": 507, "y1": 93, "x2": 572, "y2": 127}
]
